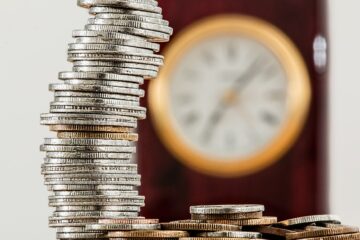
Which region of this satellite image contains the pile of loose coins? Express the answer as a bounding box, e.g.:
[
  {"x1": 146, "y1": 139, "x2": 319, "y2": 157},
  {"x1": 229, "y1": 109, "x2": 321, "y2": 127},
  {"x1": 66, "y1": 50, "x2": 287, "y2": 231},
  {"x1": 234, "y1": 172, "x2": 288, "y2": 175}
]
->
[
  {"x1": 40, "y1": 0, "x2": 172, "y2": 239},
  {"x1": 81, "y1": 204, "x2": 360, "y2": 240}
]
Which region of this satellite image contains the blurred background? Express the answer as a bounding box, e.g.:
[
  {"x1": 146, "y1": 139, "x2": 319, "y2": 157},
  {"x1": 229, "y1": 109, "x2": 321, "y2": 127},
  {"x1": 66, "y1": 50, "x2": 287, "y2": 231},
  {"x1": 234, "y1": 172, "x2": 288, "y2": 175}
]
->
[{"x1": 0, "y1": 0, "x2": 359, "y2": 239}]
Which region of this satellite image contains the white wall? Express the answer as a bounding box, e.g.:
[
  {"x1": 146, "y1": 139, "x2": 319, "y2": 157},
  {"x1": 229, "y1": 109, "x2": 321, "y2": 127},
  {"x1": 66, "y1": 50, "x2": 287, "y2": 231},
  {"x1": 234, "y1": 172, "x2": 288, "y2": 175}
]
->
[
  {"x1": 0, "y1": 1, "x2": 358, "y2": 239},
  {"x1": 329, "y1": 0, "x2": 360, "y2": 226}
]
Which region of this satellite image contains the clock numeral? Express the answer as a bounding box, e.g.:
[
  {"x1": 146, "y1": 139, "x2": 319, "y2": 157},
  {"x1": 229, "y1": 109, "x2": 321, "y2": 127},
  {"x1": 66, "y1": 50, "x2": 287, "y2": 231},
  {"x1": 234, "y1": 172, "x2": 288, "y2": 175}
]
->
[
  {"x1": 227, "y1": 43, "x2": 238, "y2": 61},
  {"x1": 183, "y1": 111, "x2": 199, "y2": 127},
  {"x1": 202, "y1": 50, "x2": 216, "y2": 66},
  {"x1": 261, "y1": 111, "x2": 279, "y2": 126}
]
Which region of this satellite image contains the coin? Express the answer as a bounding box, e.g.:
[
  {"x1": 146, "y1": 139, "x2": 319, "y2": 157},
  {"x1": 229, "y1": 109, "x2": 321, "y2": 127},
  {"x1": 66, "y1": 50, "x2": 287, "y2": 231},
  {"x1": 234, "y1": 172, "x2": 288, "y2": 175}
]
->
[
  {"x1": 190, "y1": 205, "x2": 265, "y2": 215},
  {"x1": 286, "y1": 225, "x2": 360, "y2": 240},
  {"x1": 41, "y1": 113, "x2": 138, "y2": 127},
  {"x1": 108, "y1": 230, "x2": 189, "y2": 238},
  {"x1": 49, "y1": 125, "x2": 133, "y2": 133},
  {"x1": 86, "y1": 223, "x2": 161, "y2": 231},
  {"x1": 161, "y1": 222, "x2": 240, "y2": 231},
  {"x1": 43, "y1": 138, "x2": 132, "y2": 146},
  {"x1": 89, "y1": 7, "x2": 163, "y2": 19},
  {"x1": 277, "y1": 215, "x2": 342, "y2": 226},
  {"x1": 196, "y1": 231, "x2": 262, "y2": 238},
  {"x1": 58, "y1": 71, "x2": 144, "y2": 83},
  {"x1": 57, "y1": 132, "x2": 139, "y2": 141},
  {"x1": 191, "y1": 212, "x2": 263, "y2": 220},
  {"x1": 251, "y1": 226, "x2": 294, "y2": 238},
  {"x1": 205, "y1": 217, "x2": 277, "y2": 226}
]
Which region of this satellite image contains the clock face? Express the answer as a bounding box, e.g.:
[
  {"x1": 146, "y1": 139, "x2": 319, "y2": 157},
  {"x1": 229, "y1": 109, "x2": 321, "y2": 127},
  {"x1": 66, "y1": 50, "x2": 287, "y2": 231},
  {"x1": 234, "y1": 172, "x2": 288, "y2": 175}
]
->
[
  {"x1": 149, "y1": 15, "x2": 311, "y2": 177},
  {"x1": 169, "y1": 35, "x2": 288, "y2": 160}
]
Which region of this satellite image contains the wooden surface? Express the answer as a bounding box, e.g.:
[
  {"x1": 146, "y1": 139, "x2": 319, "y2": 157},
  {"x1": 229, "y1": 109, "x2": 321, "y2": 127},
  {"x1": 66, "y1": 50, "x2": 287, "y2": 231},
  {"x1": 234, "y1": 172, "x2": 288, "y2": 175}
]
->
[{"x1": 138, "y1": 0, "x2": 328, "y2": 221}]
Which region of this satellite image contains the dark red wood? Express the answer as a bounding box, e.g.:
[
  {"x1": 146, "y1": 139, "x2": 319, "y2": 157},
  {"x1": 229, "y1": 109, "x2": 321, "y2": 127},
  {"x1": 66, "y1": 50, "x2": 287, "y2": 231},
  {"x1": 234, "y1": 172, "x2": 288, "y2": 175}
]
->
[{"x1": 138, "y1": 0, "x2": 328, "y2": 221}]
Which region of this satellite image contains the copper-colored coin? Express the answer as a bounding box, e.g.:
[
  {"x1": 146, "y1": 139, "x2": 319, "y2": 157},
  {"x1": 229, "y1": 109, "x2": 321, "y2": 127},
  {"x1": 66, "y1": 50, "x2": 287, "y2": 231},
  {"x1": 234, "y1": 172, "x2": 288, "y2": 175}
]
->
[
  {"x1": 300, "y1": 233, "x2": 360, "y2": 240},
  {"x1": 206, "y1": 217, "x2": 277, "y2": 226},
  {"x1": 99, "y1": 219, "x2": 159, "y2": 224},
  {"x1": 191, "y1": 212, "x2": 263, "y2": 220},
  {"x1": 57, "y1": 132, "x2": 138, "y2": 141},
  {"x1": 110, "y1": 238, "x2": 179, "y2": 240},
  {"x1": 253, "y1": 226, "x2": 295, "y2": 238},
  {"x1": 179, "y1": 238, "x2": 263, "y2": 240},
  {"x1": 161, "y1": 222, "x2": 240, "y2": 231},
  {"x1": 108, "y1": 230, "x2": 189, "y2": 238},
  {"x1": 286, "y1": 225, "x2": 360, "y2": 240},
  {"x1": 50, "y1": 124, "x2": 132, "y2": 133}
]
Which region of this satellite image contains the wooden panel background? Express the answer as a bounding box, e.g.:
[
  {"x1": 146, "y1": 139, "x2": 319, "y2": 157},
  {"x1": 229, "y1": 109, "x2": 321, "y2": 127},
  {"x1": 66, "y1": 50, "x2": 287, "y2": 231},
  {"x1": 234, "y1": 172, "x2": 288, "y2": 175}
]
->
[{"x1": 138, "y1": 0, "x2": 328, "y2": 221}]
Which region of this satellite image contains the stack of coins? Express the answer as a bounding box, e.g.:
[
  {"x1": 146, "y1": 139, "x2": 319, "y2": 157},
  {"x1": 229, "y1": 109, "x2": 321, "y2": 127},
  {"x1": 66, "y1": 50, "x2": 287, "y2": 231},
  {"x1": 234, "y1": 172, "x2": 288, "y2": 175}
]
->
[
  {"x1": 160, "y1": 205, "x2": 273, "y2": 240},
  {"x1": 40, "y1": 0, "x2": 172, "y2": 239},
  {"x1": 254, "y1": 215, "x2": 360, "y2": 240},
  {"x1": 86, "y1": 218, "x2": 190, "y2": 240},
  {"x1": 190, "y1": 205, "x2": 277, "y2": 229}
]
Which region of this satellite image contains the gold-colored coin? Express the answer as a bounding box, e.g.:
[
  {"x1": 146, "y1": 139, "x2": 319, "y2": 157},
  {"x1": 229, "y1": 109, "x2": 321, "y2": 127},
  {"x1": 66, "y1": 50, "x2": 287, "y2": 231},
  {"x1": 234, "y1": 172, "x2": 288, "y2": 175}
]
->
[
  {"x1": 108, "y1": 230, "x2": 189, "y2": 238},
  {"x1": 191, "y1": 212, "x2": 263, "y2": 220},
  {"x1": 253, "y1": 226, "x2": 294, "y2": 238},
  {"x1": 286, "y1": 225, "x2": 359, "y2": 240},
  {"x1": 206, "y1": 217, "x2": 277, "y2": 226},
  {"x1": 57, "y1": 132, "x2": 138, "y2": 141},
  {"x1": 50, "y1": 125, "x2": 132, "y2": 133},
  {"x1": 299, "y1": 233, "x2": 360, "y2": 240}
]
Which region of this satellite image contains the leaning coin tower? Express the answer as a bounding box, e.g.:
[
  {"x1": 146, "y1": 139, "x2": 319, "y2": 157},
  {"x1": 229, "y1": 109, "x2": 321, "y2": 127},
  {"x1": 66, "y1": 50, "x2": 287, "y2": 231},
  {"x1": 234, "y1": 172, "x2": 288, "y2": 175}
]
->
[{"x1": 40, "y1": 0, "x2": 172, "y2": 239}]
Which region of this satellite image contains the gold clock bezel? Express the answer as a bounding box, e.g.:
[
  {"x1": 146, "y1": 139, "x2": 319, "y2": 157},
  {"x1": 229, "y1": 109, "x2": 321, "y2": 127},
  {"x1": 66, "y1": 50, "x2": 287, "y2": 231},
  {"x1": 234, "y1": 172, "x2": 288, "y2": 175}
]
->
[{"x1": 149, "y1": 15, "x2": 311, "y2": 177}]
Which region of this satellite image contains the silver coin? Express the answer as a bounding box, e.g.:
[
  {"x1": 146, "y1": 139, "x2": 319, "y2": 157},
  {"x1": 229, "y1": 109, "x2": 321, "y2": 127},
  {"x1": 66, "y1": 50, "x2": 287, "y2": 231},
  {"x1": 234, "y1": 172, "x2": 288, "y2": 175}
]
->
[
  {"x1": 42, "y1": 164, "x2": 137, "y2": 174},
  {"x1": 54, "y1": 97, "x2": 140, "y2": 107},
  {"x1": 43, "y1": 158, "x2": 133, "y2": 165},
  {"x1": 56, "y1": 206, "x2": 98, "y2": 212},
  {"x1": 53, "y1": 211, "x2": 139, "y2": 219},
  {"x1": 49, "y1": 218, "x2": 97, "y2": 227},
  {"x1": 41, "y1": 145, "x2": 136, "y2": 153},
  {"x1": 86, "y1": 223, "x2": 161, "y2": 231},
  {"x1": 58, "y1": 71, "x2": 144, "y2": 84},
  {"x1": 68, "y1": 52, "x2": 164, "y2": 66},
  {"x1": 78, "y1": 0, "x2": 161, "y2": 13},
  {"x1": 277, "y1": 215, "x2": 341, "y2": 226},
  {"x1": 48, "y1": 199, "x2": 145, "y2": 207},
  {"x1": 68, "y1": 43, "x2": 153, "y2": 54},
  {"x1": 197, "y1": 231, "x2": 262, "y2": 238},
  {"x1": 72, "y1": 29, "x2": 146, "y2": 41},
  {"x1": 49, "y1": 84, "x2": 145, "y2": 97},
  {"x1": 44, "y1": 138, "x2": 133, "y2": 146},
  {"x1": 49, "y1": 103, "x2": 146, "y2": 119},
  {"x1": 72, "y1": 61, "x2": 159, "y2": 71},
  {"x1": 63, "y1": 79, "x2": 139, "y2": 89},
  {"x1": 73, "y1": 36, "x2": 160, "y2": 52},
  {"x1": 45, "y1": 152, "x2": 133, "y2": 159},
  {"x1": 72, "y1": 66, "x2": 157, "y2": 78},
  {"x1": 41, "y1": 113, "x2": 138, "y2": 127},
  {"x1": 89, "y1": 6, "x2": 163, "y2": 19},
  {"x1": 190, "y1": 205, "x2": 265, "y2": 214},
  {"x1": 95, "y1": 13, "x2": 169, "y2": 26},
  {"x1": 85, "y1": 24, "x2": 169, "y2": 42},
  {"x1": 88, "y1": 18, "x2": 173, "y2": 34},
  {"x1": 51, "y1": 190, "x2": 138, "y2": 197},
  {"x1": 56, "y1": 232, "x2": 106, "y2": 239},
  {"x1": 54, "y1": 91, "x2": 140, "y2": 102},
  {"x1": 47, "y1": 184, "x2": 135, "y2": 191}
]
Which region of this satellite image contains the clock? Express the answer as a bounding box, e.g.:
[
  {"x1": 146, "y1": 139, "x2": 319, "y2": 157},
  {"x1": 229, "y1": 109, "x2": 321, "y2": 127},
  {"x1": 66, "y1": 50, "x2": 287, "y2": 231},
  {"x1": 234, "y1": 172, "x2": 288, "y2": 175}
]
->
[{"x1": 149, "y1": 15, "x2": 311, "y2": 177}]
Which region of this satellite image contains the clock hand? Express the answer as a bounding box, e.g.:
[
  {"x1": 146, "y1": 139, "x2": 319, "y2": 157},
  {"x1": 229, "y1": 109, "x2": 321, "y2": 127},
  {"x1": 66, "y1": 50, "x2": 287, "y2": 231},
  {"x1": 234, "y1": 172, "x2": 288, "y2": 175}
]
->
[{"x1": 201, "y1": 58, "x2": 262, "y2": 143}]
